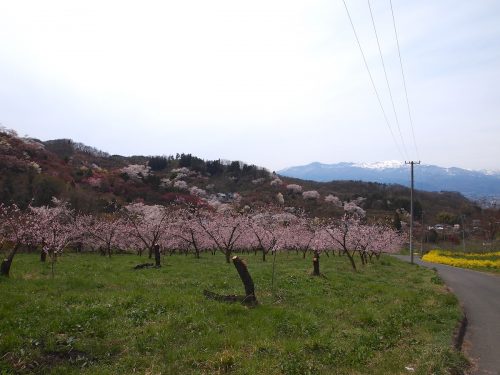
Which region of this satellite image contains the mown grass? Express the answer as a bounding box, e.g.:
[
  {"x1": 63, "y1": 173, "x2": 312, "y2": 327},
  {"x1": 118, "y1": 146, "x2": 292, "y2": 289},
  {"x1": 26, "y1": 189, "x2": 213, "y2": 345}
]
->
[{"x1": 0, "y1": 252, "x2": 468, "y2": 374}]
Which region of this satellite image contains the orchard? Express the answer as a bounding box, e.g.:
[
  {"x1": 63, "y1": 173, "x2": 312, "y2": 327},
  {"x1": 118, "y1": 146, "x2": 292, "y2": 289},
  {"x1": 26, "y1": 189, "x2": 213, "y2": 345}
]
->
[
  {"x1": 0, "y1": 199, "x2": 470, "y2": 375},
  {"x1": 1, "y1": 199, "x2": 405, "y2": 278}
]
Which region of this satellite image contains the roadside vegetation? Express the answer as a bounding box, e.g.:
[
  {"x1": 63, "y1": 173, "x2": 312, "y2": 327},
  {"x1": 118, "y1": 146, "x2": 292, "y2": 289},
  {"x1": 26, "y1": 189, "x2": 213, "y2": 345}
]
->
[{"x1": 422, "y1": 249, "x2": 500, "y2": 273}]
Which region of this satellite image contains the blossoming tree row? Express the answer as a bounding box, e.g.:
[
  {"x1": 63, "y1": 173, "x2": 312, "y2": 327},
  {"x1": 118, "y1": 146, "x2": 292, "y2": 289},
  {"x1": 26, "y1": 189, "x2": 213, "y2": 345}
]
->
[{"x1": 0, "y1": 200, "x2": 405, "y2": 276}]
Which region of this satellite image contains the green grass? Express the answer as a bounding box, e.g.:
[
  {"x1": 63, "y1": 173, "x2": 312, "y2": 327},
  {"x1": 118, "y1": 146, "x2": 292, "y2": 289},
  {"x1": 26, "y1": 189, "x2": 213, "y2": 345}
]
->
[{"x1": 0, "y1": 252, "x2": 468, "y2": 374}]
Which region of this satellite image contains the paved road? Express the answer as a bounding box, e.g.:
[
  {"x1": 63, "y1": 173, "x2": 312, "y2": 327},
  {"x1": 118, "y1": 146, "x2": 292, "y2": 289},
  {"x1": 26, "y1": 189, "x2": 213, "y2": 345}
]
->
[{"x1": 394, "y1": 255, "x2": 500, "y2": 375}]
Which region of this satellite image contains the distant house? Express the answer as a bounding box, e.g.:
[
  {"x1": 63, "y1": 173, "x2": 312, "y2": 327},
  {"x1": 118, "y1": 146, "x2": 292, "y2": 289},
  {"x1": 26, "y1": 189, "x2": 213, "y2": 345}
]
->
[{"x1": 472, "y1": 219, "x2": 481, "y2": 230}]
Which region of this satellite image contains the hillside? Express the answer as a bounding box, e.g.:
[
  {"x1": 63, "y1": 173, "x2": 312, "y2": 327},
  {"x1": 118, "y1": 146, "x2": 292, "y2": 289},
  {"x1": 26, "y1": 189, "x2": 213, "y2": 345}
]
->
[{"x1": 0, "y1": 128, "x2": 481, "y2": 224}]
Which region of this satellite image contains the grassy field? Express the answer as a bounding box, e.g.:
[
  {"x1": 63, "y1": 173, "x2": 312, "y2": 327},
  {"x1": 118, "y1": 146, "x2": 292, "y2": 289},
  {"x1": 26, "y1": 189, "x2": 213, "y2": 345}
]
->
[{"x1": 0, "y1": 252, "x2": 468, "y2": 374}]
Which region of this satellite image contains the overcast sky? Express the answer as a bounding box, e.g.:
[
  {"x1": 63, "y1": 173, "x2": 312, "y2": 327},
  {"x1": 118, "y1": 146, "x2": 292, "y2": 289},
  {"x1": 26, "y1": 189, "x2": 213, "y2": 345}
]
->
[{"x1": 1, "y1": 0, "x2": 499, "y2": 171}]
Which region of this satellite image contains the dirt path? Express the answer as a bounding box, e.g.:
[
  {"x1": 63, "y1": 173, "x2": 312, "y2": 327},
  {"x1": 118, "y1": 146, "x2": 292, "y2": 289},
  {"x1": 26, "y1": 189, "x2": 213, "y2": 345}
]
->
[{"x1": 394, "y1": 255, "x2": 500, "y2": 375}]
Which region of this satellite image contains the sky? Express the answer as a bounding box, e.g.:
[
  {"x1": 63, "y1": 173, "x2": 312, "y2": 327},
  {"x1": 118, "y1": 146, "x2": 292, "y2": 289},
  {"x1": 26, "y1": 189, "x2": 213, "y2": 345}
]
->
[{"x1": 1, "y1": 0, "x2": 499, "y2": 172}]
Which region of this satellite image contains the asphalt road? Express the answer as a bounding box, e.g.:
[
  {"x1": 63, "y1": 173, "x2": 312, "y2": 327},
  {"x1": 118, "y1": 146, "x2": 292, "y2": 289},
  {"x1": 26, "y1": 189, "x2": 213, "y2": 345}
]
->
[{"x1": 394, "y1": 255, "x2": 500, "y2": 375}]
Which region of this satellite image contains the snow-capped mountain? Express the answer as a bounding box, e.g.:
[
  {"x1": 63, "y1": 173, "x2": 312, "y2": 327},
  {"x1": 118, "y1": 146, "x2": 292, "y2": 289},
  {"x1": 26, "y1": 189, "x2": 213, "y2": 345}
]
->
[{"x1": 278, "y1": 162, "x2": 500, "y2": 200}]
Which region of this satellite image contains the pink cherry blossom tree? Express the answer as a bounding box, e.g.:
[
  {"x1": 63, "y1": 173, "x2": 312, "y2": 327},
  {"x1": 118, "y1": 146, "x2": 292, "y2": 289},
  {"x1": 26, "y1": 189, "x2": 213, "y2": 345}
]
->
[
  {"x1": 348, "y1": 223, "x2": 405, "y2": 265},
  {"x1": 286, "y1": 218, "x2": 317, "y2": 259},
  {"x1": 124, "y1": 203, "x2": 173, "y2": 267},
  {"x1": 161, "y1": 208, "x2": 208, "y2": 258},
  {"x1": 197, "y1": 210, "x2": 247, "y2": 263},
  {"x1": 322, "y1": 216, "x2": 361, "y2": 271},
  {"x1": 0, "y1": 204, "x2": 36, "y2": 277},
  {"x1": 30, "y1": 199, "x2": 77, "y2": 277},
  {"x1": 76, "y1": 213, "x2": 127, "y2": 258},
  {"x1": 246, "y1": 212, "x2": 288, "y2": 262},
  {"x1": 364, "y1": 225, "x2": 406, "y2": 260}
]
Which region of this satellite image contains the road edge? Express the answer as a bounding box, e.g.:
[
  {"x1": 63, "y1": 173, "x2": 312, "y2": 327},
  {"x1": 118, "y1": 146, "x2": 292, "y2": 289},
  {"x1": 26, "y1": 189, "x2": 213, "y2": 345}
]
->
[{"x1": 453, "y1": 311, "x2": 468, "y2": 351}]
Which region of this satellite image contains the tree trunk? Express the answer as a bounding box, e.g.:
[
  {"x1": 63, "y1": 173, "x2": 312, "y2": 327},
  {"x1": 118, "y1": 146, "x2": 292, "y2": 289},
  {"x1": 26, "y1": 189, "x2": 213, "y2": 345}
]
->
[
  {"x1": 40, "y1": 249, "x2": 47, "y2": 262},
  {"x1": 51, "y1": 256, "x2": 55, "y2": 278},
  {"x1": 225, "y1": 251, "x2": 231, "y2": 264},
  {"x1": 1, "y1": 244, "x2": 20, "y2": 277},
  {"x1": 262, "y1": 250, "x2": 266, "y2": 262},
  {"x1": 359, "y1": 252, "x2": 366, "y2": 265},
  {"x1": 312, "y1": 251, "x2": 320, "y2": 276},
  {"x1": 154, "y1": 245, "x2": 161, "y2": 267},
  {"x1": 232, "y1": 256, "x2": 257, "y2": 305},
  {"x1": 344, "y1": 250, "x2": 357, "y2": 271},
  {"x1": 193, "y1": 244, "x2": 200, "y2": 259}
]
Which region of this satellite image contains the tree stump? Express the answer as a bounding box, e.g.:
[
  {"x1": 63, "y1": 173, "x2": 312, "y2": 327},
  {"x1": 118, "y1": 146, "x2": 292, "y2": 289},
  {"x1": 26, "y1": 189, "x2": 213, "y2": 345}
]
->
[
  {"x1": 154, "y1": 244, "x2": 161, "y2": 267},
  {"x1": 312, "y1": 251, "x2": 320, "y2": 276},
  {"x1": 203, "y1": 256, "x2": 258, "y2": 306},
  {"x1": 0, "y1": 258, "x2": 11, "y2": 277},
  {"x1": 232, "y1": 256, "x2": 257, "y2": 305},
  {"x1": 1, "y1": 245, "x2": 19, "y2": 277}
]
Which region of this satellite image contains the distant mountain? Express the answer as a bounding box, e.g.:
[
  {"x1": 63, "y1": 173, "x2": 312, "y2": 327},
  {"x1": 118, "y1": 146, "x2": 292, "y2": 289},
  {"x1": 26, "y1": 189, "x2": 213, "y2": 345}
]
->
[{"x1": 279, "y1": 161, "x2": 500, "y2": 199}]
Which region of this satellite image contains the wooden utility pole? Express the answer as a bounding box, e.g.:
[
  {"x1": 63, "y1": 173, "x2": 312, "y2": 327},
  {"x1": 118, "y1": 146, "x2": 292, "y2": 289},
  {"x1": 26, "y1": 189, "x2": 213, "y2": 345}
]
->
[
  {"x1": 406, "y1": 161, "x2": 421, "y2": 264},
  {"x1": 420, "y1": 211, "x2": 425, "y2": 256},
  {"x1": 461, "y1": 215, "x2": 466, "y2": 252}
]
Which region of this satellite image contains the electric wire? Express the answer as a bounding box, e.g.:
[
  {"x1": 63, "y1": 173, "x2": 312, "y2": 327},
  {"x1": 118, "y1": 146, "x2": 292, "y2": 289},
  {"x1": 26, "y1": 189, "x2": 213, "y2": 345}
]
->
[
  {"x1": 367, "y1": 0, "x2": 409, "y2": 160},
  {"x1": 342, "y1": 0, "x2": 405, "y2": 160},
  {"x1": 389, "y1": 0, "x2": 420, "y2": 160}
]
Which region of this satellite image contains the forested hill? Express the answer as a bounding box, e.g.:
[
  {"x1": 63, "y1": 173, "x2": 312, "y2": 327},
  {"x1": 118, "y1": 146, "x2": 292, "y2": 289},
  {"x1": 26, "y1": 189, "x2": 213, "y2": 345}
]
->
[{"x1": 0, "y1": 128, "x2": 480, "y2": 224}]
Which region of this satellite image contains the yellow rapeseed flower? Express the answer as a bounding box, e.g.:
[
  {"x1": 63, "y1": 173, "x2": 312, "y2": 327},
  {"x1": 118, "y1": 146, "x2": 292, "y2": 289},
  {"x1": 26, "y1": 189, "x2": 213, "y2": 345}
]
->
[{"x1": 422, "y1": 250, "x2": 500, "y2": 269}]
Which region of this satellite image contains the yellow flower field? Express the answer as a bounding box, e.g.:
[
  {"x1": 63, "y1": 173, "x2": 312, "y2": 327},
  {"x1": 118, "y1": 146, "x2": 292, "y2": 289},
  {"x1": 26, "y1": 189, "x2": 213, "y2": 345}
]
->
[{"x1": 422, "y1": 250, "x2": 500, "y2": 270}]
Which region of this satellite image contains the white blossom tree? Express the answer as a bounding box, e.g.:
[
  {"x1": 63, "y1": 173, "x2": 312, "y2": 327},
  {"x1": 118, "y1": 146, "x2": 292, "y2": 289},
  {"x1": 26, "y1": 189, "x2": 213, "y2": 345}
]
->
[
  {"x1": 120, "y1": 164, "x2": 151, "y2": 181},
  {"x1": 286, "y1": 184, "x2": 303, "y2": 193},
  {"x1": 302, "y1": 190, "x2": 320, "y2": 200},
  {"x1": 124, "y1": 203, "x2": 173, "y2": 267}
]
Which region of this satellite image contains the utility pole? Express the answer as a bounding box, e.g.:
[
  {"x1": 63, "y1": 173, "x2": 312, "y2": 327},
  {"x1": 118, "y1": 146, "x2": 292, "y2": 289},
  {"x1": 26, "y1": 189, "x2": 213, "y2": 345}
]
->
[
  {"x1": 461, "y1": 214, "x2": 466, "y2": 252},
  {"x1": 406, "y1": 161, "x2": 421, "y2": 264},
  {"x1": 420, "y1": 211, "x2": 425, "y2": 256}
]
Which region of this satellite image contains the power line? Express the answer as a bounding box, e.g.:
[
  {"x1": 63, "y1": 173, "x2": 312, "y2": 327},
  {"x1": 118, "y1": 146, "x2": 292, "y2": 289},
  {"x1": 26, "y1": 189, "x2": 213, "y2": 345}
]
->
[
  {"x1": 390, "y1": 0, "x2": 420, "y2": 160},
  {"x1": 367, "y1": 0, "x2": 409, "y2": 160},
  {"x1": 342, "y1": 0, "x2": 405, "y2": 160}
]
